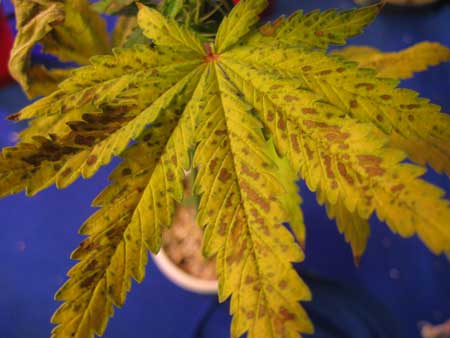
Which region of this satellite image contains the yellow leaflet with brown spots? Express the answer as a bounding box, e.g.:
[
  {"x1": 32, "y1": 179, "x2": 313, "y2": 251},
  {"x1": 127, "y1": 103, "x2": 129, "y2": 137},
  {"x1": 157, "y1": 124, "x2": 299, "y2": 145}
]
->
[
  {"x1": 333, "y1": 42, "x2": 450, "y2": 79},
  {"x1": 251, "y1": 3, "x2": 381, "y2": 49},
  {"x1": 220, "y1": 56, "x2": 450, "y2": 257},
  {"x1": 193, "y1": 64, "x2": 312, "y2": 338},
  {"x1": 2, "y1": 1, "x2": 450, "y2": 337},
  {"x1": 215, "y1": 0, "x2": 268, "y2": 53},
  {"x1": 51, "y1": 67, "x2": 205, "y2": 338},
  {"x1": 9, "y1": 0, "x2": 110, "y2": 98},
  {"x1": 137, "y1": 4, "x2": 205, "y2": 55},
  {"x1": 226, "y1": 44, "x2": 450, "y2": 176},
  {"x1": 0, "y1": 47, "x2": 202, "y2": 197}
]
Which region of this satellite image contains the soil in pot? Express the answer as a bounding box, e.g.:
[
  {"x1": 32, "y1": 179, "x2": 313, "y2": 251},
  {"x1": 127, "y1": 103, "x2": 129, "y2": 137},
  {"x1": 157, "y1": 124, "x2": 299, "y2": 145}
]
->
[{"x1": 162, "y1": 202, "x2": 217, "y2": 281}]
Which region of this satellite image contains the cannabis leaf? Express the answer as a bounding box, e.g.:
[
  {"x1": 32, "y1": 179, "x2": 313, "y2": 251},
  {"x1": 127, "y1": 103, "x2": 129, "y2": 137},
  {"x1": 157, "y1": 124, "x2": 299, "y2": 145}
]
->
[
  {"x1": 9, "y1": 0, "x2": 110, "y2": 98},
  {"x1": 255, "y1": 3, "x2": 382, "y2": 49},
  {"x1": 333, "y1": 42, "x2": 450, "y2": 79},
  {"x1": 1, "y1": 1, "x2": 450, "y2": 337},
  {"x1": 92, "y1": 0, "x2": 136, "y2": 14}
]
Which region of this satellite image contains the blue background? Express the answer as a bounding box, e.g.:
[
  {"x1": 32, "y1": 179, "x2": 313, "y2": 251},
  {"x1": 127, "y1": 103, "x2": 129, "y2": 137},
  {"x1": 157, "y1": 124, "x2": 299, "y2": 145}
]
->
[{"x1": 0, "y1": 1, "x2": 449, "y2": 337}]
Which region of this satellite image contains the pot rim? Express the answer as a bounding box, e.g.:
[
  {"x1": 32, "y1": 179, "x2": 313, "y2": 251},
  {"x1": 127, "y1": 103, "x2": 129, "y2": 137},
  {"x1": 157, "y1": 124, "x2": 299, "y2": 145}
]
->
[{"x1": 152, "y1": 248, "x2": 218, "y2": 294}]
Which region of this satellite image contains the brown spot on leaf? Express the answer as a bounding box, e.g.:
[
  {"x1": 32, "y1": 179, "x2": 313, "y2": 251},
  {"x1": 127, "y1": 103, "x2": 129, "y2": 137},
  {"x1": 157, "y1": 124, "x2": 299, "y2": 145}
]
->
[
  {"x1": 318, "y1": 70, "x2": 332, "y2": 75},
  {"x1": 338, "y1": 162, "x2": 354, "y2": 185},
  {"x1": 408, "y1": 114, "x2": 414, "y2": 121},
  {"x1": 279, "y1": 280, "x2": 288, "y2": 289},
  {"x1": 304, "y1": 120, "x2": 329, "y2": 129},
  {"x1": 315, "y1": 31, "x2": 324, "y2": 37},
  {"x1": 122, "y1": 168, "x2": 132, "y2": 176},
  {"x1": 7, "y1": 112, "x2": 21, "y2": 121},
  {"x1": 357, "y1": 155, "x2": 382, "y2": 166},
  {"x1": 219, "y1": 168, "x2": 231, "y2": 182},
  {"x1": 380, "y1": 95, "x2": 392, "y2": 100},
  {"x1": 376, "y1": 114, "x2": 384, "y2": 122},
  {"x1": 218, "y1": 221, "x2": 227, "y2": 236},
  {"x1": 209, "y1": 158, "x2": 218, "y2": 173},
  {"x1": 242, "y1": 164, "x2": 260, "y2": 180},
  {"x1": 284, "y1": 95, "x2": 299, "y2": 102},
  {"x1": 267, "y1": 111, "x2": 275, "y2": 122},
  {"x1": 350, "y1": 100, "x2": 358, "y2": 108},
  {"x1": 336, "y1": 67, "x2": 345, "y2": 73},
  {"x1": 302, "y1": 108, "x2": 317, "y2": 115},
  {"x1": 390, "y1": 184, "x2": 405, "y2": 192},
  {"x1": 355, "y1": 83, "x2": 375, "y2": 91},
  {"x1": 365, "y1": 167, "x2": 385, "y2": 177},
  {"x1": 259, "y1": 304, "x2": 266, "y2": 318},
  {"x1": 214, "y1": 130, "x2": 227, "y2": 136},
  {"x1": 61, "y1": 167, "x2": 73, "y2": 177},
  {"x1": 245, "y1": 276, "x2": 255, "y2": 284},
  {"x1": 279, "y1": 306, "x2": 296, "y2": 322},
  {"x1": 80, "y1": 274, "x2": 98, "y2": 288},
  {"x1": 85, "y1": 259, "x2": 98, "y2": 271},
  {"x1": 86, "y1": 155, "x2": 97, "y2": 166},
  {"x1": 325, "y1": 131, "x2": 350, "y2": 142},
  {"x1": 323, "y1": 155, "x2": 334, "y2": 179},
  {"x1": 167, "y1": 170, "x2": 175, "y2": 181},
  {"x1": 278, "y1": 116, "x2": 286, "y2": 130},
  {"x1": 290, "y1": 134, "x2": 300, "y2": 153},
  {"x1": 241, "y1": 181, "x2": 270, "y2": 212},
  {"x1": 302, "y1": 65, "x2": 312, "y2": 72},
  {"x1": 406, "y1": 104, "x2": 420, "y2": 110}
]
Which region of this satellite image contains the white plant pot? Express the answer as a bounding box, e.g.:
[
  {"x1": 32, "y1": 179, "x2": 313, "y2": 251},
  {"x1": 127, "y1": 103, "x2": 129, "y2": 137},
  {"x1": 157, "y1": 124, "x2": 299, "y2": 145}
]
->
[{"x1": 152, "y1": 248, "x2": 218, "y2": 294}]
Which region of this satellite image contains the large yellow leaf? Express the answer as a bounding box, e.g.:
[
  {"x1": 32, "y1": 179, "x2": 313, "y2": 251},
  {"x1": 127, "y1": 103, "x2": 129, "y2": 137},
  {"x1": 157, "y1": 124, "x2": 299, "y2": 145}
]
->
[
  {"x1": 0, "y1": 45, "x2": 202, "y2": 197},
  {"x1": 333, "y1": 42, "x2": 450, "y2": 79},
  {"x1": 1, "y1": 1, "x2": 449, "y2": 338},
  {"x1": 9, "y1": 0, "x2": 110, "y2": 98},
  {"x1": 193, "y1": 64, "x2": 312, "y2": 338},
  {"x1": 51, "y1": 66, "x2": 205, "y2": 338},
  {"x1": 227, "y1": 44, "x2": 450, "y2": 176},
  {"x1": 219, "y1": 54, "x2": 450, "y2": 256}
]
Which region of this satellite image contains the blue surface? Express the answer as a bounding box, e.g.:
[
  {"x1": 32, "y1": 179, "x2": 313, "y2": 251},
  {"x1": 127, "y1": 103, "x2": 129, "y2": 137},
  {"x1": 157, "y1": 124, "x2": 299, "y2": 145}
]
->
[{"x1": 1, "y1": 1, "x2": 449, "y2": 338}]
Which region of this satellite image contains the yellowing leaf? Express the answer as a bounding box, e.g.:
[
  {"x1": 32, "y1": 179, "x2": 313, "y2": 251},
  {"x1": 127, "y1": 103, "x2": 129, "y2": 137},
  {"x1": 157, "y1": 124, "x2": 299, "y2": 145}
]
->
[
  {"x1": 137, "y1": 4, "x2": 205, "y2": 55},
  {"x1": 323, "y1": 194, "x2": 370, "y2": 263},
  {"x1": 219, "y1": 53, "x2": 450, "y2": 256},
  {"x1": 51, "y1": 66, "x2": 206, "y2": 338},
  {"x1": 92, "y1": 0, "x2": 135, "y2": 14},
  {"x1": 8, "y1": 0, "x2": 65, "y2": 97},
  {"x1": 2, "y1": 1, "x2": 450, "y2": 338},
  {"x1": 40, "y1": 0, "x2": 110, "y2": 64},
  {"x1": 9, "y1": 0, "x2": 110, "y2": 98},
  {"x1": 215, "y1": 0, "x2": 268, "y2": 53},
  {"x1": 253, "y1": 3, "x2": 382, "y2": 49},
  {"x1": 333, "y1": 42, "x2": 450, "y2": 79},
  {"x1": 0, "y1": 45, "x2": 202, "y2": 197},
  {"x1": 227, "y1": 44, "x2": 450, "y2": 176},
  {"x1": 193, "y1": 65, "x2": 312, "y2": 338}
]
